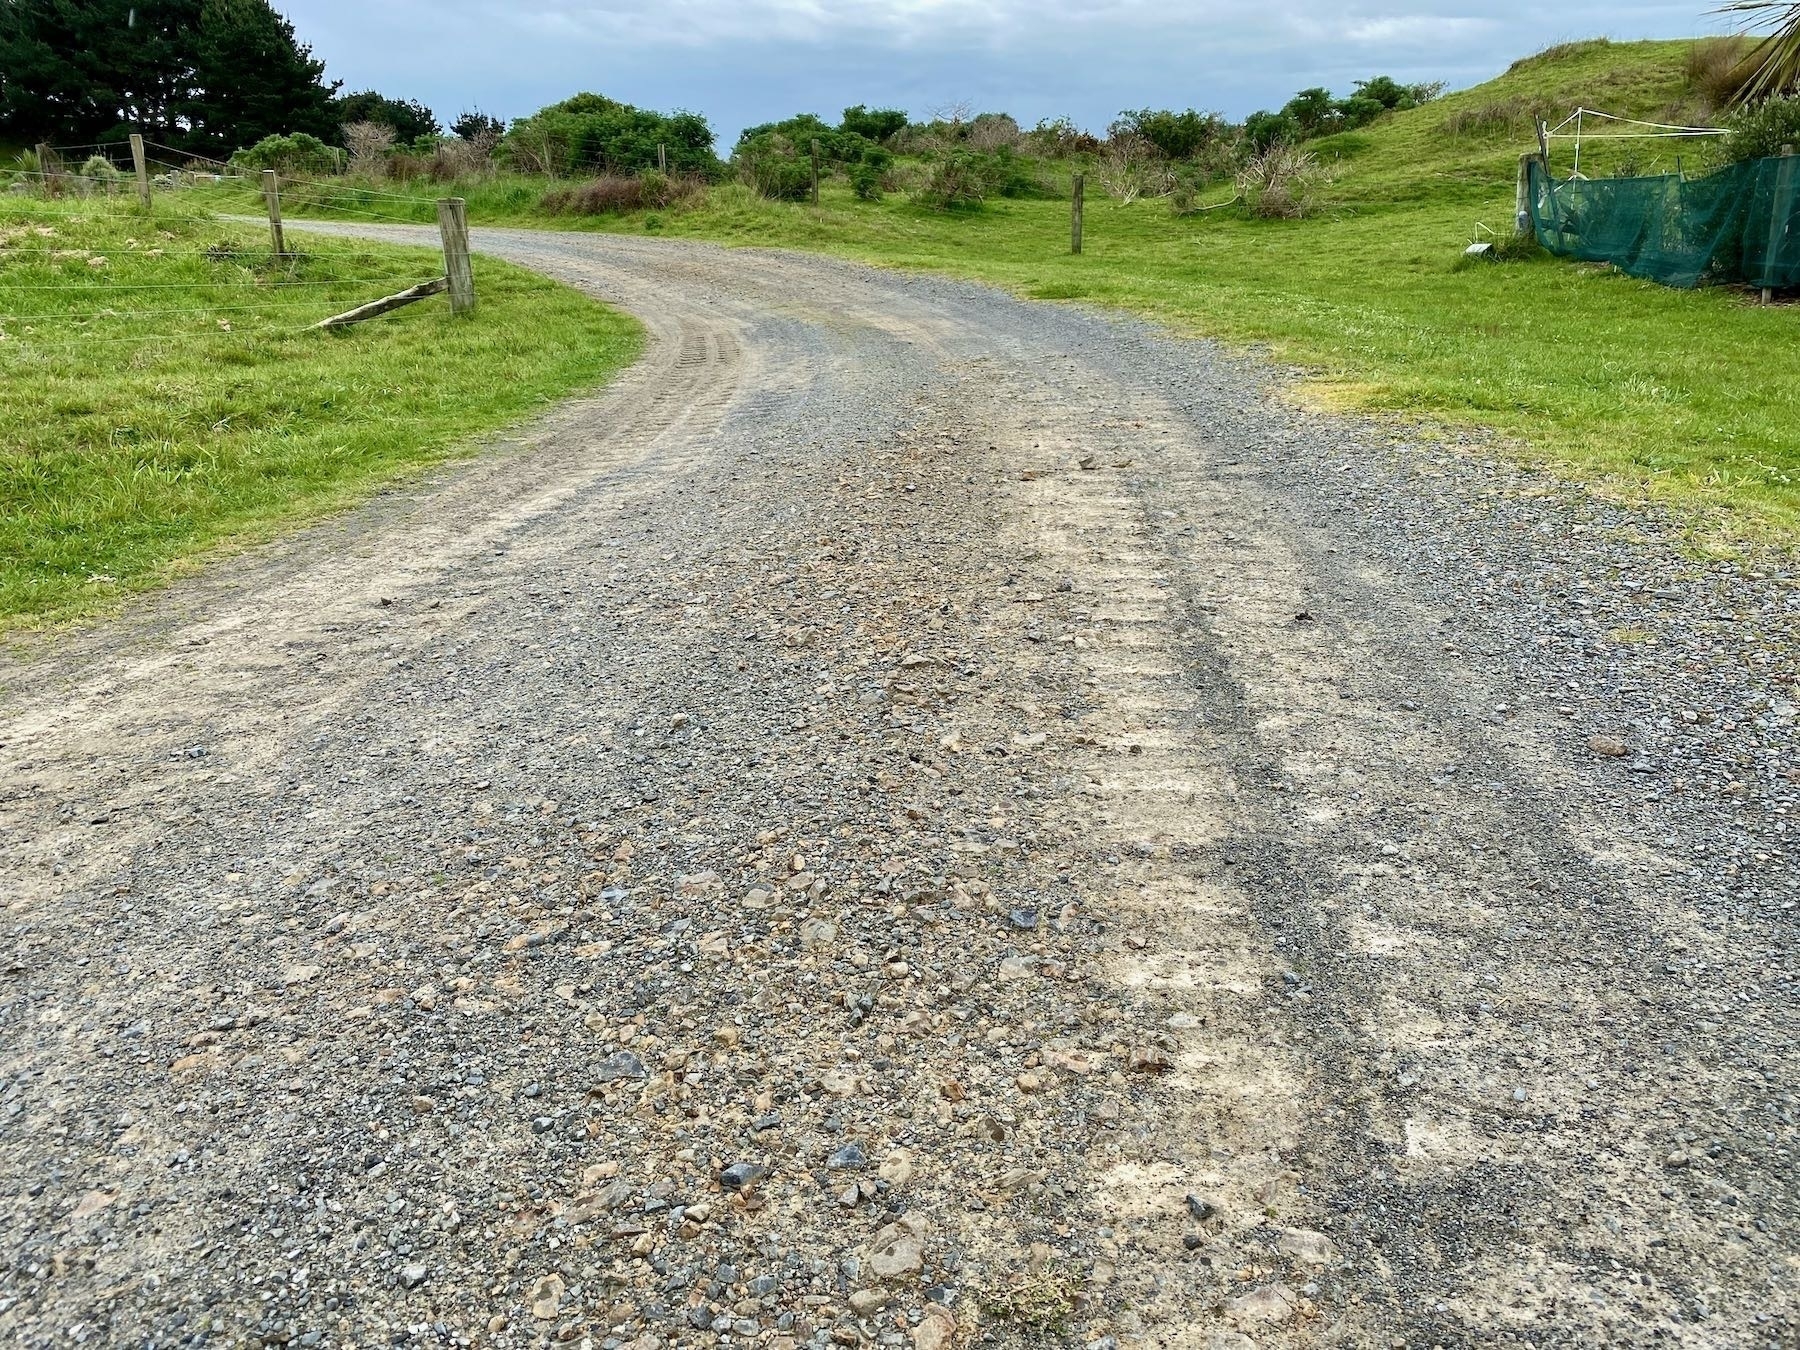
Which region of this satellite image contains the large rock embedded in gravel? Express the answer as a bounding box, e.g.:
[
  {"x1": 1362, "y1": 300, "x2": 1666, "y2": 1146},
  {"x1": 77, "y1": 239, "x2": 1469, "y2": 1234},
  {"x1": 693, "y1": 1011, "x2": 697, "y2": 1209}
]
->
[{"x1": 868, "y1": 1215, "x2": 928, "y2": 1279}]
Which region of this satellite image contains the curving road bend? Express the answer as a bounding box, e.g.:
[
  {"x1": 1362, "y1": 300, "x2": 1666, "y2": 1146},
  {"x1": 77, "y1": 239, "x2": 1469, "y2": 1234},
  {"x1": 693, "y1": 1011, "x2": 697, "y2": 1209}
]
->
[{"x1": 1, "y1": 228, "x2": 1795, "y2": 1349}]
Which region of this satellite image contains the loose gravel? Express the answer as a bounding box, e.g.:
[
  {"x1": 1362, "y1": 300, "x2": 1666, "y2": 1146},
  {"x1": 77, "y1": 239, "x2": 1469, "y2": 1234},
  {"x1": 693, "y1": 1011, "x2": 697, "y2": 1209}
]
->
[{"x1": 0, "y1": 231, "x2": 1794, "y2": 1350}]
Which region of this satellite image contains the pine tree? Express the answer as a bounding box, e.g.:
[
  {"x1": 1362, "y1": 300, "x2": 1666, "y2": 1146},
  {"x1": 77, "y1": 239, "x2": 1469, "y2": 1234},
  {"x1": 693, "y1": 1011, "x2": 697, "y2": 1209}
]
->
[
  {"x1": 0, "y1": 0, "x2": 201, "y2": 143},
  {"x1": 0, "y1": 0, "x2": 340, "y2": 155},
  {"x1": 181, "y1": 0, "x2": 340, "y2": 156}
]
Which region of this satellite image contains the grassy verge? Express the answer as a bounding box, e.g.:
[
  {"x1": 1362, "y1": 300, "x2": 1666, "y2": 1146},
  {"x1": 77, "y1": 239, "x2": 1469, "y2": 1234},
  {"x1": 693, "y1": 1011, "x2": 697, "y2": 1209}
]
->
[
  {"x1": 0, "y1": 195, "x2": 640, "y2": 631},
  {"x1": 187, "y1": 38, "x2": 1800, "y2": 547}
]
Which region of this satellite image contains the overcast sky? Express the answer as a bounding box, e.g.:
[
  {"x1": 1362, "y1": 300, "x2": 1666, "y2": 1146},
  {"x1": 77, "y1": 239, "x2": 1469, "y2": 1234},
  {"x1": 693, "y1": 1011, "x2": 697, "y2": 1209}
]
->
[{"x1": 282, "y1": 1, "x2": 1726, "y2": 143}]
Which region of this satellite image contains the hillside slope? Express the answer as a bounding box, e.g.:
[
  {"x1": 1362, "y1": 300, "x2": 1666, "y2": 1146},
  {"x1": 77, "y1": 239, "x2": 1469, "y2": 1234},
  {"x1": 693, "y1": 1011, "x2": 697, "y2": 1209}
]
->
[{"x1": 1314, "y1": 38, "x2": 1713, "y2": 209}]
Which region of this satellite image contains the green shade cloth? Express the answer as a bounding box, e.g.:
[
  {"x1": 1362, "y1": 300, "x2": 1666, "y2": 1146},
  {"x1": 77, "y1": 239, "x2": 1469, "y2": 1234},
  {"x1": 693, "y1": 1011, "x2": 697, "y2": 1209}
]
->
[{"x1": 1527, "y1": 154, "x2": 1800, "y2": 289}]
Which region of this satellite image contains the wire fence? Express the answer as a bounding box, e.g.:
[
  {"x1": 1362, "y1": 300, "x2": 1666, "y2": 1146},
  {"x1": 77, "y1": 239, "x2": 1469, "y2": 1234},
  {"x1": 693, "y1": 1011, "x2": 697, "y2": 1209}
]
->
[{"x1": 1, "y1": 144, "x2": 462, "y2": 353}]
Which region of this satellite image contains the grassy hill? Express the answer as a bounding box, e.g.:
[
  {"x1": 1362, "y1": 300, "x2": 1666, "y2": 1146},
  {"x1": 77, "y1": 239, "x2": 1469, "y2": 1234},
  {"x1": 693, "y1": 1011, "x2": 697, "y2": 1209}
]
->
[{"x1": 192, "y1": 38, "x2": 1799, "y2": 546}]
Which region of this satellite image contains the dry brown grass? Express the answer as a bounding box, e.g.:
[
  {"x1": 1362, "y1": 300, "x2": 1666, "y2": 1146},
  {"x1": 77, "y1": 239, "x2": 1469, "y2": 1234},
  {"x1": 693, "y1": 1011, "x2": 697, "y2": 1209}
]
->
[
  {"x1": 1236, "y1": 144, "x2": 1333, "y2": 219},
  {"x1": 541, "y1": 173, "x2": 703, "y2": 215},
  {"x1": 1687, "y1": 35, "x2": 1759, "y2": 110}
]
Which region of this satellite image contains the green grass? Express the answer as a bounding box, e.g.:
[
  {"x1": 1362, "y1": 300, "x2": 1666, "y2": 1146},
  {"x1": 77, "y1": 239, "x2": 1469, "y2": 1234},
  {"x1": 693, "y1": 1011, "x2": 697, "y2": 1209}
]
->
[
  {"x1": 187, "y1": 37, "x2": 1800, "y2": 546},
  {"x1": 0, "y1": 193, "x2": 640, "y2": 630}
]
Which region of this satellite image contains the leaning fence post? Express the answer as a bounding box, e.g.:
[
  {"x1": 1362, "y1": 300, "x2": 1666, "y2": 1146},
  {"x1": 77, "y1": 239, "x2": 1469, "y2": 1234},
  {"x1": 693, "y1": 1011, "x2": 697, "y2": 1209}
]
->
[
  {"x1": 262, "y1": 170, "x2": 286, "y2": 256},
  {"x1": 130, "y1": 133, "x2": 150, "y2": 208},
  {"x1": 1763, "y1": 145, "x2": 1796, "y2": 305},
  {"x1": 35, "y1": 142, "x2": 58, "y2": 194},
  {"x1": 1071, "y1": 173, "x2": 1085, "y2": 254},
  {"x1": 438, "y1": 197, "x2": 476, "y2": 316}
]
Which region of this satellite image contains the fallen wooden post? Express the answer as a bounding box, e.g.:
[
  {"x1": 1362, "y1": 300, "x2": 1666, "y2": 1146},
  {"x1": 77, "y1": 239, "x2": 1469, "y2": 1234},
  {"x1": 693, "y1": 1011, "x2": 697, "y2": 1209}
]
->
[{"x1": 313, "y1": 277, "x2": 448, "y2": 329}]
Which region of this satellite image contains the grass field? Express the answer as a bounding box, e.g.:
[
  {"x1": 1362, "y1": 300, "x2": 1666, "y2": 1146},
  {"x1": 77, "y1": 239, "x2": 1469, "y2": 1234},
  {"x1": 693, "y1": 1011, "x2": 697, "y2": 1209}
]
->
[
  {"x1": 191, "y1": 37, "x2": 1800, "y2": 548},
  {"x1": 0, "y1": 195, "x2": 640, "y2": 631}
]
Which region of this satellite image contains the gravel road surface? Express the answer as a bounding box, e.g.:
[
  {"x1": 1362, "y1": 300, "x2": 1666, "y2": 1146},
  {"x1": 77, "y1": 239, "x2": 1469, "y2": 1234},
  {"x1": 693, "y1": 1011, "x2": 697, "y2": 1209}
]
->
[{"x1": 1, "y1": 230, "x2": 1795, "y2": 1350}]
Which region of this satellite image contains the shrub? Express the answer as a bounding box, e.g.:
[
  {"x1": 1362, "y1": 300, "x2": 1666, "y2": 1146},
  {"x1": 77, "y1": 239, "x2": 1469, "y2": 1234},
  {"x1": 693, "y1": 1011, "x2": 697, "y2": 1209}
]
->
[
  {"x1": 1236, "y1": 144, "x2": 1331, "y2": 218},
  {"x1": 502, "y1": 93, "x2": 718, "y2": 177},
  {"x1": 1096, "y1": 135, "x2": 1151, "y2": 202},
  {"x1": 1169, "y1": 176, "x2": 1201, "y2": 216},
  {"x1": 850, "y1": 146, "x2": 891, "y2": 200},
  {"x1": 637, "y1": 168, "x2": 701, "y2": 208},
  {"x1": 231, "y1": 132, "x2": 342, "y2": 177},
  {"x1": 967, "y1": 112, "x2": 1023, "y2": 152},
  {"x1": 914, "y1": 151, "x2": 990, "y2": 209},
  {"x1": 541, "y1": 176, "x2": 645, "y2": 214},
  {"x1": 80, "y1": 155, "x2": 121, "y2": 184},
  {"x1": 912, "y1": 148, "x2": 1047, "y2": 208},
  {"x1": 1025, "y1": 117, "x2": 1099, "y2": 157},
  {"x1": 1243, "y1": 109, "x2": 1298, "y2": 152},
  {"x1": 1112, "y1": 108, "x2": 1228, "y2": 161},
  {"x1": 1721, "y1": 94, "x2": 1800, "y2": 162},
  {"x1": 840, "y1": 105, "x2": 909, "y2": 143},
  {"x1": 735, "y1": 114, "x2": 871, "y2": 167},
  {"x1": 735, "y1": 132, "x2": 814, "y2": 200},
  {"x1": 425, "y1": 136, "x2": 496, "y2": 181},
  {"x1": 343, "y1": 121, "x2": 396, "y2": 175}
]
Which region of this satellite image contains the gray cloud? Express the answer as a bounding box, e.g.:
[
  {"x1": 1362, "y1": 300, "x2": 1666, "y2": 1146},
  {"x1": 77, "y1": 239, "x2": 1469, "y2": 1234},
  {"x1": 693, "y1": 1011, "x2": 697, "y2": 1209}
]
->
[{"x1": 282, "y1": 0, "x2": 1724, "y2": 143}]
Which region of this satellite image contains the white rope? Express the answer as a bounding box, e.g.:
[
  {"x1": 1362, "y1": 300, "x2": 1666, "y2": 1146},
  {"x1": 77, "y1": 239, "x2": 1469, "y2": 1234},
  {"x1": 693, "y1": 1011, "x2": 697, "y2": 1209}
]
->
[
  {"x1": 1565, "y1": 108, "x2": 1726, "y2": 134},
  {"x1": 1545, "y1": 106, "x2": 1727, "y2": 181},
  {"x1": 1547, "y1": 131, "x2": 1730, "y2": 139}
]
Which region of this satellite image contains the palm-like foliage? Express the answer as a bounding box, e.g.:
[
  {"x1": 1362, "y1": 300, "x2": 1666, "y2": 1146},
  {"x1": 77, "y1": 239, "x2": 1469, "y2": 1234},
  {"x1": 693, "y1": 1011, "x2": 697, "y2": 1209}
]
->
[{"x1": 1720, "y1": 0, "x2": 1800, "y2": 104}]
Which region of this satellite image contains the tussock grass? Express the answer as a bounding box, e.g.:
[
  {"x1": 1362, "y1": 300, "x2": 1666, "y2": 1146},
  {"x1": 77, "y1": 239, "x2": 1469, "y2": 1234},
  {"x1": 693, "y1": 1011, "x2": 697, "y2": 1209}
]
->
[
  {"x1": 1687, "y1": 35, "x2": 1759, "y2": 111},
  {"x1": 0, "y1": 196, "x2": 639, "y2": 629}
]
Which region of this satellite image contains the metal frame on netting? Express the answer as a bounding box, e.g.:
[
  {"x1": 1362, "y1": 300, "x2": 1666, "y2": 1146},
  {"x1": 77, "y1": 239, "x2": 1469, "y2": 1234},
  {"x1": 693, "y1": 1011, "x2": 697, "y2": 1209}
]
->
[{"x1": 1541, "y1": 107, "x2": 1729, "y2": 180}]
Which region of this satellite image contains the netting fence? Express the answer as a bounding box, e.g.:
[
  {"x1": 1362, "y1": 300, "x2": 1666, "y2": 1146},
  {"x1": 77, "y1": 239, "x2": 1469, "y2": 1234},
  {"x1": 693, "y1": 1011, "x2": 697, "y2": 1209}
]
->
[{"x1": 1524, "y1": 111, "x2": 1800, "y2": 291}]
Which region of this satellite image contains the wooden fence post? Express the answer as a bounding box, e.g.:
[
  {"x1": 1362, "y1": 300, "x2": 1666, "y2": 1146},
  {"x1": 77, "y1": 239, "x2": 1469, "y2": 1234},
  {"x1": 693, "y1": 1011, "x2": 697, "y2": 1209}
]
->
[
  {"x1": 438, "y1": 197, "x2": 475, "y2": 316},
  {"x1": 1515, "y1": 153, "x2": 1536, "y2": 235},
  {"x1": 130, "y1": 133, "x2": 150, "y2": 209},
  {"x1": 1763, "y1": 145, "x2": 1796, "y2": 305},
  {"x1": 1071, "y1": 173, "x2": 1085, "y2": 254},
  {"x1": 35, "y1": 142, "x2": 58, "y2": 195},
  {"x1": 810, "y1": 139, "x2": 821, "y2": 205},
  {"x1": 657, "y1": 143, "x2": 667, "y2": 173},
  {"x1": 262, "y1": 170, "x2": 286, "y2": 256}
]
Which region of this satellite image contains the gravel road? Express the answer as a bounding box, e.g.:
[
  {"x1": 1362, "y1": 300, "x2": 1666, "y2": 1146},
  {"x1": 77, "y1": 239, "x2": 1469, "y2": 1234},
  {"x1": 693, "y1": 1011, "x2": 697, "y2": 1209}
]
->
[{"x1": 1, "y1": 229, "x2": 1795, "y2": 1350}]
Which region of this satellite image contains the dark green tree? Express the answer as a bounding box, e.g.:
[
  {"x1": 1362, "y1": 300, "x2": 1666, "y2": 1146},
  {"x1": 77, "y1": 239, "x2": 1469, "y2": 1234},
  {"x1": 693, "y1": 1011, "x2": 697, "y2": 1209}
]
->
[
  {"x1": 332, "y1": 89, "x2": 440, "y2": 142},
  {"x1": 452, "y1": 108, "x2": 504, "y2": 141},
  {"x1": 0, "y1": 0, "x2": 196, "y2": 143},
  {"x1": 1280, "y1": 87, "x2": 1339, "y2": 138},
  {"x1": 839, "y1": 104, "x2": 908, "y2": 143},
  {"x1": 0, "y1": 0, "x2": 338, "y2": 154},
  {"x1": 181, "y1": 0, "x2": 338, "y2": 155}
]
